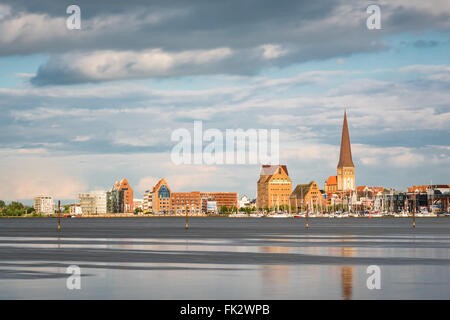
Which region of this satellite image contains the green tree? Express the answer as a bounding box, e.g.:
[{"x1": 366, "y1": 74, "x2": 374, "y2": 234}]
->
[
  {"x1": 219, "y1": 205, "x2": 228, "y2": 214},
  {"x1": 3, "y1": 201, "x2": 25, "y2": 216},
  {"x1": 0, "y1": 200, "x2": 5, "y2": 209},
  {"x1": 26, "y1": 207, "x2": 36, "y2": 214}
]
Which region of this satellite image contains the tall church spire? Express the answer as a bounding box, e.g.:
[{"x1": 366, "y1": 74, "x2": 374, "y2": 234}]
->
[{"x1": 337, "y1": 110, "x2": 354, "y2": 168}]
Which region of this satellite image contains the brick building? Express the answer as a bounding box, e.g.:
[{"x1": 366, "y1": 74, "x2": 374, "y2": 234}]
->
[
  {"x1": 107, "y1": 178, "x2": 134, "y2": 213},
  {"x1": 290, "y1": 181, "x2": 325, "y2": 211},
  {"x1": 257, "y1": 164, "x2": 292, "y2": 209}
]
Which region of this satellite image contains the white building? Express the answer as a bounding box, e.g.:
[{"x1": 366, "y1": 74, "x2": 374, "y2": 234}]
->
[
  {"x1": 69, "y1": 204, "x2": 83, "y2": 216},
  {"x1": 206, "y1": 201, "x2": 218, "y2": 214},
  {"x1": 34, "y1": 196, "x2": 55, "y2": 215},
  {"x1": 78, "y1": 191, "x2": 107, "y2": 215},
  {"x1": 239, "y1": 195, "x2": 251, "y2": 208},
  {"x1": 143, "y1": 190, "x2": 152, "y2": 212},
  {"x1": 133, "y1": 198, "x2": 143, "y2": 211}
]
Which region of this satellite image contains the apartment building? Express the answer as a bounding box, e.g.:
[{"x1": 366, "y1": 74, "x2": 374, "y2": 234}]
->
[
  {"x1": 33, "y1": 196, "x2": 55, "y2": 215},
  {"x1": 79, "y1": 191, "x2": 107, "y2": 215}
]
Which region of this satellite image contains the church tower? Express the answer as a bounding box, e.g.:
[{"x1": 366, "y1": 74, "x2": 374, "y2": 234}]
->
[{"x1": 337, "y1": 110, "x2": 355, "y2": 191}]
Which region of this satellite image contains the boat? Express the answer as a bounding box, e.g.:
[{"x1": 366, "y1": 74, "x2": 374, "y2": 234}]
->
[
  {"x1": 267, "y1": 212, "x2": 290, "y2": 218},
  {"x1": 423, "y1": 212, "x2": 437, "y2": 217},
  {"x1": 249, "y1": 213, "x2": 263, "y2": 218},
  {"x1": 371, "y1": 213, "x2": 383, "y2": 218},
  {"x1": 229, "y1": 213, "x2": 248, "y2": 218}
]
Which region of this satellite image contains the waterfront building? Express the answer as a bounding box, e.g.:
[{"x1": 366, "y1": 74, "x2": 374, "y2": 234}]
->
[
  {"x1": 324, "y1": 175, "x2": 338, "y2": 193},
  {"x1": 33, "y1": 196, "x2": 55, "y2": 215},
  {"x1": 69, "y1": 204, "x2": 82, "y2": 216},
  {"x1": 201, "y1": 192, "x2": 238, "y2": 209},
  {"x1": 290, "y1": 181, "x2": 325, "y2": 212},
  {"x1": 257, "y1": 164, "x2": 292, "y2": 210},
  {"x1": 171, "y1": 191, "x2": 202, "y2": 214},
  {"x1": 107, "y1": 188, "x2": 122, "y2": 213},
  {"x1": 151, "y1": 179, "x2": 171, "y2": 214},
  {"x1": 337, "y1": 111, "x2": 355, "y2": 192},
  {"x1": 150, "y1": 178, "x2": 238, "y2": 214},
  {"x1": 142, "y1": 190, "x2": 152, "y2": 213},
  {"x1": 133, "y1": 199, "x2": 143, "y2": 211},
  {"x1": 239, "y1": 195, "x2": 251, "y2": 208},
  {"x1": 79, "y1": 191, "x2": 107, "y2": 215},
  {"x1": 407, "y1": 186, "x2": 450, "y2": 213},
  {"x1": 204, "y1": 200, "x2": 218, "y2": 214},
  {"x1": 408, "y1": 185, "x2": 450, "y2": 193},
  {"x1": 107, "y1": 178, "x2": 134, "y2": 213}
]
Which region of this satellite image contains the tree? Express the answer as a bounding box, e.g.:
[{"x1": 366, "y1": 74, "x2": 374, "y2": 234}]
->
[
  {"x1": 239, "y1": 207, "x2": 251, "y2": 214},
  {"x1": 3, "y1": 201, "x2": 25, "y2": 216},
  {"x1": 26, "y1": 207, "x2": 36, "y2": 214},
  {"x1": 134, "y1": 207, "x2": 143, "y2": 214},
  {"x1": 0, "y1": 200, "x2": 5, "y2": 209},
  {"x1": 219, "y1": 205, "x2": 228, "y2": 214}
]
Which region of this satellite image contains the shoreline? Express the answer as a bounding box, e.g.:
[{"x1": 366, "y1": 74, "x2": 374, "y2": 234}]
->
[{"x1": 1, "y1": 214, "x2": 448, "y2": 219}]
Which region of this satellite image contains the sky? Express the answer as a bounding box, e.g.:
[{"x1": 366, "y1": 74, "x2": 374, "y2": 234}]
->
[{"x1": 0, "y1": 0, "x2": 449, "y2": 203}]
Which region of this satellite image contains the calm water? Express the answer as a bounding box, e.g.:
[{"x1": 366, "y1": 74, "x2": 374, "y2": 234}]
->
[{"x1": 0, "y1": 217, "x2": 449, "y2": 299}]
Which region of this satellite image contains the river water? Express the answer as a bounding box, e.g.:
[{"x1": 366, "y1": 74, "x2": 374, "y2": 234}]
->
[{"x1": 0, "y1": 217, "x2": 449, "y2": 299}]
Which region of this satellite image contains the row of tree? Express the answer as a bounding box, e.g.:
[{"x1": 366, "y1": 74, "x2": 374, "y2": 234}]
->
[{"x1": 0, "y1": 200, "x2": 36, "y2": 216}]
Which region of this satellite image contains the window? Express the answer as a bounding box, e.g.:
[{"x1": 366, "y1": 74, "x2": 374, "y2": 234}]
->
[{"x1": 159, "y1": 185, "x2": 170, "y2": 198}]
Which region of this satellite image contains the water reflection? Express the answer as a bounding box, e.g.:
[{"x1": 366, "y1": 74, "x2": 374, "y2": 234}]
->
[
  {"x1": 340, "y1": 238, "x2": 355, "y2": 300},
  {"x1": 260, "y1": 246, "x2": 291, "y2": 295}
]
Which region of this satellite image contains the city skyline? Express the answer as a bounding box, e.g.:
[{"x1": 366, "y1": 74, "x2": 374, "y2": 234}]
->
[
  {"x1": 2, "y1": 107, "x2": 448, "y2": 205},
  {"x1": 0, "y1": 1, "x2": 449, "y2": 203}
]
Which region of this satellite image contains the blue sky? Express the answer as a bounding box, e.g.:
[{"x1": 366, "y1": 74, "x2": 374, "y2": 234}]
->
[{"x1": 0, "y1": 0, "x2": 449, "y2": 203}]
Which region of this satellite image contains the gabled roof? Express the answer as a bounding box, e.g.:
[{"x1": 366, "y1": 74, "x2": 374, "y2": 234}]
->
[
  {"x1": 112, "y1": 178, "x2": 131, "y2": 191},
  {"x1": 152, "y1": 178, "x2": 169, "y2": 192},
  {"x1": 260, "y1": 164, "x2": 289, "y2": 176},
  {"x1": 325, "y1": 176, "x2": 337, "y2": 185},
  {"x1": 291, "y1": 181, "x2": 315, "y2": 199}
]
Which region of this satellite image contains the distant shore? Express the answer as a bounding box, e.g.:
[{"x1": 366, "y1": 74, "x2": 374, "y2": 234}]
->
[{"x1": 1, "y1": 214, "x2": 448, "y2": 218}]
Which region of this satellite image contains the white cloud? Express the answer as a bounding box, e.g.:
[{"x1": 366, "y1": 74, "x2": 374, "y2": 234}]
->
[
  {"x1": 136, "y1": 176, "x2": 159, "y2": 193},
  {"x1": 260, "y1": 44, "x2": 288, "y2": 59},
  {"x1": 73, "y1": 136, "x2": 91, "y2": 142},
  {"x1": 32, "y1": 47, "x2": 233, "y2": 84}
]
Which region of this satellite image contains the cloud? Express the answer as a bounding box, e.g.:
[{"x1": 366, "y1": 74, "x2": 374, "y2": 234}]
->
[
  {"x1": 136, "y1": 176, "x2": 159, "y2": 193},
  {"x1": 0, "y1": 151, "x2": 88, "y2": 200},
  {"x1": 260, "y1": 44, "x2": 289, "y2": 59},
  {"x1": 6, "y1": 1, "x2": 439, "y2": 84},
  {"x1": 31, "y1": 48, "x2": 234, "y2": 85},
  {"x1": 73, "y1": 136, "x2": 91, "y2": 142}
]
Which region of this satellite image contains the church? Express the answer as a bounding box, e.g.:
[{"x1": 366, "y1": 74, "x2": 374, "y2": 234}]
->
[{"x1": 324, "y1": 111, "x2": 355, "y2": 192}]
